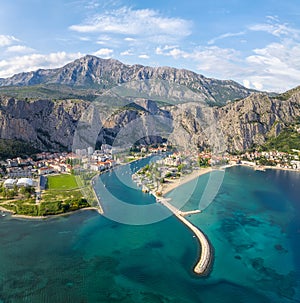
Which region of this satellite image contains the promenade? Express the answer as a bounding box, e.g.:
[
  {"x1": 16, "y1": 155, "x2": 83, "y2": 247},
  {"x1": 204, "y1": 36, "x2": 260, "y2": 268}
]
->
[{"x1": 156, "y1": 196, "x2": 212, "y2": 275}]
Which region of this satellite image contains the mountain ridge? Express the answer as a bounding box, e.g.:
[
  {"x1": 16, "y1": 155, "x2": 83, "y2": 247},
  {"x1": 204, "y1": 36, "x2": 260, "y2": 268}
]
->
[
  {"x1": 0, "y1": 55, "x2": 256, "y2": 106},
  {"x1": 0, "y1": 55, "x2": 298, "y2": 155}
]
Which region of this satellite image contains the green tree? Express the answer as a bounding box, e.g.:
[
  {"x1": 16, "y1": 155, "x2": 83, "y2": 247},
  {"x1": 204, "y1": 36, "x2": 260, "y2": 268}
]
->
[
  {"x1": 198, "y1": 157, "x2": 209, "y2": 167},
  {"x1": 177, "y1": 164, "x2": 184, "y2": 172},
  {"x1": 7, "y1": 189, "x2": 16, "y2": 199}
]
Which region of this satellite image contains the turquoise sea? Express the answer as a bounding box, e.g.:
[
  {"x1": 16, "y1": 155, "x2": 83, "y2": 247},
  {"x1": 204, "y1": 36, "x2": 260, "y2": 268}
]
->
[{"x1": 0, "y1": 164, "x2": 299, "y2": 303}]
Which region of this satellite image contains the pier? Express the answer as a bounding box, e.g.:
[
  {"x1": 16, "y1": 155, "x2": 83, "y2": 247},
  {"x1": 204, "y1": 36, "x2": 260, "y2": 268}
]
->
[
  {"x1": 180, "y1": 209, "x2": 202, "y2": 216},
  {"x1": 156, "y1": 196, "x2": 212, "y2": 275}
]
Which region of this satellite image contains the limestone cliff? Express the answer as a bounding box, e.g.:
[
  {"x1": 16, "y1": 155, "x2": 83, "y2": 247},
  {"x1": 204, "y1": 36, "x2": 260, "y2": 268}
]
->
[
  {"x1": 169, "y1": 92, "x2": 300, "y2": 152},
  {"x1": 0, "y1": 97, "x2": 88, "y2": 151},
  {"x1": 0, "y1": 90, "x2": 299, "y2": 154}
]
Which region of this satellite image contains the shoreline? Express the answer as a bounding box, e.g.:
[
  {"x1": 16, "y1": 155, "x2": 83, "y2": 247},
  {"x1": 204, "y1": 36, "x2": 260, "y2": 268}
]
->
[
  {"x1": 3, "y1": 161, "x2": 298, "y2": 221},
  {"x1": 0, "y1": 155, "x2": 146, "y2": 220},
  {"x1": 0, "y1": 205, "x2": 101, "y2": 220},
  {"x1": 91, "y1": 173, "x2": 104, "y2": 214},
  {"x1": 238, "y1": 163, "x2": 300, "y2": 173},
  {"x1": 161, "y1": 167, "x2": 213, "y2": 196}
]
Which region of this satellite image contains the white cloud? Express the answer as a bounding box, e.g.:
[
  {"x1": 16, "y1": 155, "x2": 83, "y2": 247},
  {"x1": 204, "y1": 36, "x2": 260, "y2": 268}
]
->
[
  {"x1": 138, "y1": 54, "x2": 150, "y2": 59},
  {"x1": 93, "y1": 48, "x2": 113, "y2": 58},
  {"x1": 120, "y1": 49, "x2": 134, "y2": 56},
  {"x1": 0, "y1": 35, "x2": 19, "y2": 47},
  {"x1": 124, "y1": 37, "x2": 136, "y2": 42},
  {"x1": 243, "y1": 79, "x2": 250, "y2": 88},
  {"x1": 157, "y1": 45, "x2": 240, "y2": 75},
  {"x1": 249, "y1": 18, "x2": 300, "y2": 39},
  {"x1": 79, "y1": 37, "x2": 91, "y2": 41},
  {"x1": 241, "y1": 18, "x2": 300, "y2": 91},
  {"x1": 69, "y1": 7, "x2": 192, "y2": 43},
  {"x1": 243, "y1": 79, "x2": 264, "y2": 91},
  {"x1": 96, "y1": 35, "x2": 113, "y2": 45},
  {"x1": 84, "y1": 0, "x2": 100, "y2": 9},
  {"x1": 165, "y1": 48, "x2": 187, "y2": 59},
  {"x1": 208, "y1": 31, "x2": 245, "y2": 45},
  {"x1": 155, "y1": 45, "x2": 178, "y2": 55},
  {"x1": 245, "y1": 40, "x2": 300, "y2": 92},
  {"x1": 98, "y1": 35, "x2": 111, "y2": 41},
  {"x1": 252, "y1": 81, "x2": 264, "y2": 90},
  {"x1": 155, "y1": 28, "x2": 300, "y2": 92},
  {"x1": 6, "y1": 45, "x2": 35, "y2": 53},
  {"x1": 0, "y1": 52, "x2": 82, "y2": 78}
]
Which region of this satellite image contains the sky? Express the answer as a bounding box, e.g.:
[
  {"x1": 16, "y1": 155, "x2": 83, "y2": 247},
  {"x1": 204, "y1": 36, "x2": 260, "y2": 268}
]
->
[{"x1": 0, "y1": 0, "x2": 300, "y2": 92}]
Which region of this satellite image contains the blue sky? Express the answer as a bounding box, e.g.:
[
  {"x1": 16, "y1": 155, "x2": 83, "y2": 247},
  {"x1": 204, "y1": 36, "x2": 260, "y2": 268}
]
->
[{"x1": 0, "y1": 0, "x2": 300, "y2": 92}]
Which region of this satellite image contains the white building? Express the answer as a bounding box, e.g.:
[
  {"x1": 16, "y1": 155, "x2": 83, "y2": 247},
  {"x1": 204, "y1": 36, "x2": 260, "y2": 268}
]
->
[
  {"x1": 38, "y1": 167, "x2": 54, "y2": 175},
  {"x1": 87, "y1": 147, "x2": 94, "y2": 155},
  {"x1": 3, "y1": 179, "x2": 17, "y2": 188},
  {"x1": 17, "y1": 178, "x2": 34, "y2": 187}
]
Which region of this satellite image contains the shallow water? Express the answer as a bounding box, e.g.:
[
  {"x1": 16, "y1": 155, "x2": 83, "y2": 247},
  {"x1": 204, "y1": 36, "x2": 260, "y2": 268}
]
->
[
  {"x1": 167, "y1": 166, "x2": 300, "y2": 302},
  {"x1": 0, "y1": 165, "x2": 299, "y2": 302}
]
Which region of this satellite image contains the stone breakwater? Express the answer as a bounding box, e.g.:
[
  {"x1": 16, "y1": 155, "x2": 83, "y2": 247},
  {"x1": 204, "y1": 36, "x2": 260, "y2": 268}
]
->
[{"x1": 156, "y1": 196, "x2": 212, "y2": 275}]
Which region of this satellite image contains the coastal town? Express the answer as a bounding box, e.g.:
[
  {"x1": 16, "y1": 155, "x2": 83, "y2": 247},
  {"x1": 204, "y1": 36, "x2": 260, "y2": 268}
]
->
[
  {"x1": 0, "y1": 145, "x2": 117, "y2": 217},
  {"x1": 0, "y1": 142, "x2": 299, "y2": 218},
  {"x1": 131, "y1": 147, "x2": 300, "y2": 197}
]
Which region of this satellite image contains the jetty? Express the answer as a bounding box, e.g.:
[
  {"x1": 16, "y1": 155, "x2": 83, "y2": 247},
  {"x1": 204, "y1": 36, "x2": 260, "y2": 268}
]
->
[
  {"x1": 156, "y1": 196, "x2": 212, "y2": 275},
  {"x1": 180, "y1": 209, "x2": 202, "y2": 216}
]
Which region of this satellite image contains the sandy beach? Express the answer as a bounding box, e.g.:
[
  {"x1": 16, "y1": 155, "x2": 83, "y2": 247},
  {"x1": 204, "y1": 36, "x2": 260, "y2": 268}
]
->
[{"x1": 161, "y1": 167, "x2": 212, "y2": 196}]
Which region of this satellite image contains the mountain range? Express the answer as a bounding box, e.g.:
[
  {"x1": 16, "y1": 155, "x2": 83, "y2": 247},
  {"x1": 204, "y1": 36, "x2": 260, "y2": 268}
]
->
[
  {"x1": 0, "y1": 55, "x2": 256, "y2": 106},
  {"x1": 0, "y1": 55, "x2": 299, "y2": 157}
]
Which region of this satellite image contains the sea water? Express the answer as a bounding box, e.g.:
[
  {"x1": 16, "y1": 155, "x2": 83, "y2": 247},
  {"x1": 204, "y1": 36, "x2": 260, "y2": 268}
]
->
[{"x1": 0, "y1": 165, "x2": 299, "y2": 302}]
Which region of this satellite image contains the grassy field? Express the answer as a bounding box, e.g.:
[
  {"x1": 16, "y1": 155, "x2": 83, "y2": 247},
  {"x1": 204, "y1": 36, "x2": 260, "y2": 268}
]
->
[
  {"x1": 47, "y1": 174, "x2": 79, "y2": 190},
  {"x1": 0, "y1": 174, "x2": 95, "y2": 216}
]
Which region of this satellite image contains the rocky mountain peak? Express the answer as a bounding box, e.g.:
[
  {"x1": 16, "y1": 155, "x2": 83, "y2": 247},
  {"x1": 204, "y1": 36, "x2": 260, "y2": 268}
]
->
[{"x1": 0, "y1": 55, "x2": 256, "y2": 105}]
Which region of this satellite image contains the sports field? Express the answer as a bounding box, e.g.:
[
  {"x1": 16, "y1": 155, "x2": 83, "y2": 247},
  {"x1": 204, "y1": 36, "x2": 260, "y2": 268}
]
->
[{"x1": 47, "y1": 174, "x2": 79, "y2": 190}]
